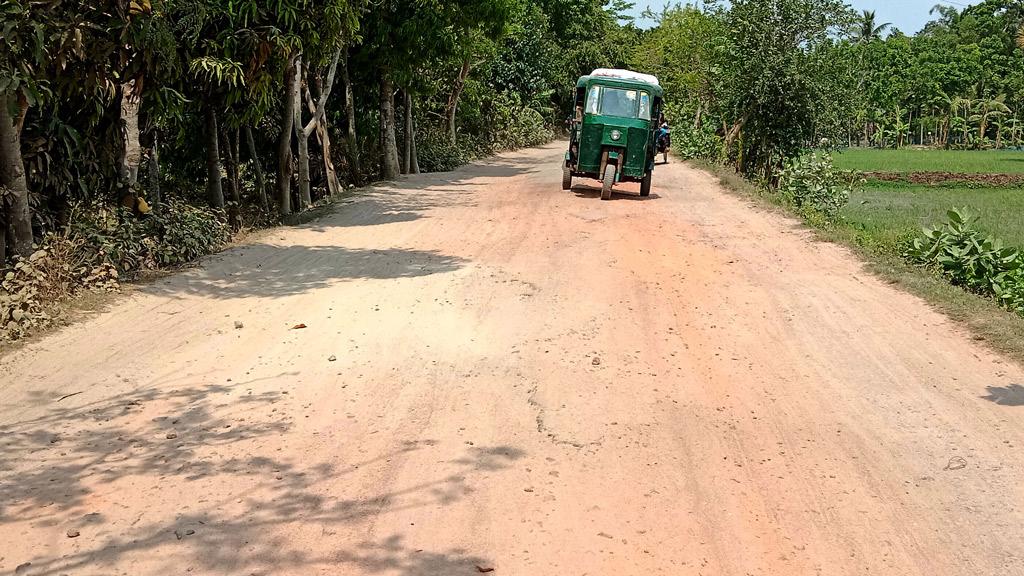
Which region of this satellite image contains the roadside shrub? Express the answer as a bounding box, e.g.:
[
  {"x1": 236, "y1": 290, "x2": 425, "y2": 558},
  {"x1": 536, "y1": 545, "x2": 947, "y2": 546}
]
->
[
  {"x1": 908, "y1": 208, "x2": 1024, "y2": 317},
  {"x1": 0, "y1": 240, "x2": 119, "y2": 341},
  {"x1": 996, "y1": 269, "x2": 1024, "y2": 316},
  {"x1": 151, "y1": 200, "x2": 231, "y2": 266},
  {"x1": 674, "y1": 125, "x2": 723, "y2": 162},
  {"x1": 1, "y1": 199, "x2": 230, "y2": 342},
  {"x1": 417, "y1": 130, "x2": 469, "y2": 173},
  {"x1": 490, "y1": 100, "x2": 553, "y2": 150},
  {"x1": 1, "y1": 251, "x2": 50, "y2": 341},
  {"x1": 69, "y1": 204, "x2": 157, "y2": 277},
  {"x1": 907, "y1": 208, "x2": 1020, "y2": 293},
  {"x1": 777, "y1": 152, "x2": 859, "y2": 222}
]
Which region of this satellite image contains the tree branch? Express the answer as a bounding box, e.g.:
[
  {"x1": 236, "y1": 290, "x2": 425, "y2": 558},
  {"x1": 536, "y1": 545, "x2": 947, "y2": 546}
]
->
[{"x1": 303, "y1": 47, "x2": 342, "y2": 137}]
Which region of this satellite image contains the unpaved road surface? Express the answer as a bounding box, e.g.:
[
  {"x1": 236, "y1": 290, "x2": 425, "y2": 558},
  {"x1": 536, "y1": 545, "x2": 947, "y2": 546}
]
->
[{"x1": 2, "y1": 142, "x2": 1024, "y2": 576}]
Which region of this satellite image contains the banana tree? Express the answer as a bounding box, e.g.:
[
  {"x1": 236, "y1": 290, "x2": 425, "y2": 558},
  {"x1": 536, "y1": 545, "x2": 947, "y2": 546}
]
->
[{"x1": 971, "y1": 94, "x2": 1011, "y2": 149}]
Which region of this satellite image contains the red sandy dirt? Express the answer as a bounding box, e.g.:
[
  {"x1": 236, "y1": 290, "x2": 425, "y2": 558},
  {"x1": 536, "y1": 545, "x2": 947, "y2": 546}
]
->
[{"x1": 1, "y1": 142, "x2": 1023, "y2": 576}]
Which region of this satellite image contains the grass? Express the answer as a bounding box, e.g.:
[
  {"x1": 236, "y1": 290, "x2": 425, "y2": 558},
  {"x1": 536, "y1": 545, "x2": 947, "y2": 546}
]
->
[
  {"x1": 693, "y1": 159, "x2": 1024, "y2": 366},
  {"x1": 844, "y1": 182, "x2": 1024, "y2": 248},
  {"x1": 832, "y1": 148, "x2": 1024, "y2": 174}
]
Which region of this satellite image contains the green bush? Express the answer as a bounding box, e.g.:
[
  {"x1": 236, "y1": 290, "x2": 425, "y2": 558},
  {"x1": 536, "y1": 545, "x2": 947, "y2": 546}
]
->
[
  {"x1": 1, "y1": 199, "x2": 231, "y2": 342},
  {"x1": 69, "y1": 204, "x2": 157, "y2": 276},
  {"x1": 777, "y1": 152, "x2": 858, "y2": 222},
  {"x1": 674, "y1": 125, "x2": 723, "y2": 161},
  {"x1": 489, "y1": 95, "x2": 553, "y2": 150},
  {"x1": 996, "y1": 269, "x2": 1024, "y2": 316},
  {"x1": 908, "y1": 208, "x2": 1024, "y2": 316},
  {"x1": 152, "y1": 200, "x2": 231, "y2": 266},
  {"x1": 417, "y1": 130, "x2": 469, "y2": 173},
  {"x1": 1, "y1": 251, "x2": 51, "y2": 341},
  {"x1": 1, "y1": 239, "x2": 119, "y2": 341},
  {"x1": 66, "y1": 200, "x2": 229, "y2": 276}
]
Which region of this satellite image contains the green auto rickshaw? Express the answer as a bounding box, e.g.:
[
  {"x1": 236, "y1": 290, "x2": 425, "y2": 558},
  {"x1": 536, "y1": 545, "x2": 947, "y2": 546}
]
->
[{"x1": 563, "y1": 69, "x2": 664, "y2": 200}]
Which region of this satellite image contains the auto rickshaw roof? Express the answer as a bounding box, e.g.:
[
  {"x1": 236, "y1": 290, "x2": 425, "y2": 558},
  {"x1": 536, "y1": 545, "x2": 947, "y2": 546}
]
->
[{"x1": 576, "y1": 69, "x2": 663, "y2": 98}]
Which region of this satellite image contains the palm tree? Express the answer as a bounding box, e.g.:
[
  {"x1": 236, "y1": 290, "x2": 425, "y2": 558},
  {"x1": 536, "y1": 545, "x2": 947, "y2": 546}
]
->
[{"x1": 855, "y1": 10, "x2": 890, "y2": 44}]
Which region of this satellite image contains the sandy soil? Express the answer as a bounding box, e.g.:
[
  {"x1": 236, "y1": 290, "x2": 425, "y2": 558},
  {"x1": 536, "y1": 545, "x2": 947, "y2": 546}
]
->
[{"x1": 2, "y1": 142, "x2": 1023, "y2": 576}]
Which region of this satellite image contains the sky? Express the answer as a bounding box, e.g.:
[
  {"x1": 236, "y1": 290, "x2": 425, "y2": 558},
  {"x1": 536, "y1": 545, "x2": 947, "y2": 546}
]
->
[{"x1": 631, "y1": 0, "x2": 983, "y2": 34}]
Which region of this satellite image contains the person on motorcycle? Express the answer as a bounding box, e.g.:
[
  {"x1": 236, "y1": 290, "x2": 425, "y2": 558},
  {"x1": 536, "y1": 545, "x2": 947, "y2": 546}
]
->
[{"x1": 656, "y1": 121, "x2": 671, "y2": 163}]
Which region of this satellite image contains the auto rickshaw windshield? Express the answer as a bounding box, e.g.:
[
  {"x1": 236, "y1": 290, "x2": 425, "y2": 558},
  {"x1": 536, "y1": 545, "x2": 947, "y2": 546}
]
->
[{"x1": 584, "y1": 85, "x2": 652, "y2": 120}]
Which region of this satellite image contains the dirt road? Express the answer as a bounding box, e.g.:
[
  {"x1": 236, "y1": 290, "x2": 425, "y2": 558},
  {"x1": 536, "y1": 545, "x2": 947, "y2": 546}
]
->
[{"x1": 2, "y1": 142, "x2": 1023, "y2": 576}]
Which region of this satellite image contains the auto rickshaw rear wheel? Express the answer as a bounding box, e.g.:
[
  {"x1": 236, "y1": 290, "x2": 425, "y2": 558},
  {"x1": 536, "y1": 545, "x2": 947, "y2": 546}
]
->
[
  {"x1": 562, "y1": 165, "x2": 573, "y2": 190},
  {"x1": 640, "y1": 171, "x2": 652, "y2": 197},
  {"x1": 601, "y1": 164, "x2": 615, "y2": 200}
]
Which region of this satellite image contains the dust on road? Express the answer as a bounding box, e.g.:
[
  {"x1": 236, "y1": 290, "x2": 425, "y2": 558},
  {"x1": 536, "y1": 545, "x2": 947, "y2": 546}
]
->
[{"x1": 2, "y1": 142, "x2": 1023, "y2": 575}]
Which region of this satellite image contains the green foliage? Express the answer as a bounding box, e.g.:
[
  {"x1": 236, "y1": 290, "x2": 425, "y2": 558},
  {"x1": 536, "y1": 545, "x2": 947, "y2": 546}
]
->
[
  {"x1": 69, "y1": 205, "x2": 158, "y2": 276},
  {"x1": 417, "y1": 130, "x2": 469, "y2": 173},
  {"x1": 777, "y1": 153, "x2": 859, "y2": 222},
  {"x1": 486, "y1": 93, "x2": 554, "y2": 150},
  {"x1": 67, "y1": 200, "x2": 229, "y2": 277},
  {"x1": 908, "y1": 208, "x2": 1021, "y2": 294},
  {"x1": 725, "y1": 0, "x2": 853, "y2": 179},
  {"x1": 0, "y1": 238, "x2": 120, "y2": 341},
  {"x1": 1, "y1": 251, "x2": 51, "y2": 341},
  {"x1": 673, "y1": 125, "x2": 723, "y2": 162},
  {"x1": 150, "y1": 200, "x2": 232, "y2": 266},
  {"x1": 906, "y1": 207, "x2": 1024, "y2": 317}
]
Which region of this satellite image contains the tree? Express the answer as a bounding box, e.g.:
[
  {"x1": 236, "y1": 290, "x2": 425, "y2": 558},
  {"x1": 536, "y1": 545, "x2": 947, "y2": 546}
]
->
[
  {"x1": 973, "y1": 94, "x2": 1011, "y2": 147},
  {"x1": 722, "y1": 0, "x2": 852, "y2": 179},
  {"x1": 854, "y1": 10, "x2": 890, "y2": 44}
]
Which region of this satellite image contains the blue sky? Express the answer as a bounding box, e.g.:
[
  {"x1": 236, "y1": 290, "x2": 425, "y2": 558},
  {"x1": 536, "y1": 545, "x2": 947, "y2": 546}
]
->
[{"x1": 631, "y1": 1, "x2": 983, "y2": 34}]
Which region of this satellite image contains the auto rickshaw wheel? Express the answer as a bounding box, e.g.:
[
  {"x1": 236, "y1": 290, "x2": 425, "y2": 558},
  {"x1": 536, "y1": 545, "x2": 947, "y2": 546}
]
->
[
  {"x1": 640, "y1": 171, "x2": 652, "y2": 197},
  {"x1": 601, "y1": 164, "x2": 615, "y2": 200},
  {"x1": 562, "y1": 165, "x2": 573, "y2": 190}
]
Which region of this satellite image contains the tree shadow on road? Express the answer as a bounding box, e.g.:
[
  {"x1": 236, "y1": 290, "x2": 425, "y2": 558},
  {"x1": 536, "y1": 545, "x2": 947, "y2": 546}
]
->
[
  {"x1": 299, "y1": 154, "x2": 542, "y2": 232},
  {"x1": 0, "y1": 378, "x2": 526, "y2": 575},
  {"x1": 981, "y1": 384, "x2": 1024, "y2": 406},
  {"x1": 141, "y1": 245, "x2": 466, "y2": 300}
]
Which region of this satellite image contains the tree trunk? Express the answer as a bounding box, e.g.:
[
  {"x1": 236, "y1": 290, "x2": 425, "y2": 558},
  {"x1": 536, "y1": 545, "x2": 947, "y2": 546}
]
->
[
  {"x1": 219, "y1": 124, "x2": 239, "y2": 205},
  {"x1": 294, "y1": 56, "x2": 312, "y2": 210},
  {"x1": 147, "y1": 130, "x2": 161, "y2": 205},
  {"x1": 306, "y1": 85, "x2": 341, "y2": 197},
  {"x1": 403, "y1": 91, "x2": 413, "y2": 175},
  {"x1": 278, "y1": 57, "x2": 298, "y2": 216},
  {"x1": 296, "y1": 49, "x2": 342, "y2": 206},
  {"x1": 445, "y1": 59, "x2": 472, "y2": 143},
  {"x1": 246, "y1": 126, "x2": 270, "y2": 213},
  {"x1": 380, "y1": 72, "x2": 400, "y2": 179},
  {"x1": 204, "y1": 103, "x2": 224, "y2": 208},
  {"x1": 119, "y1": 80, "x2": 143, "y2": 188},
  {"x1": 341, "y1": 52, "x2": 361, "y2": 186},
  {"x1": 410, "y1": 101, "x2": 420, "y2": 175},
  {"x1": 0, "y1": 92, "x2": 34, "y2": 257},
  {"x1": 693, "y1": 101, "x2": 703, "y2": 130},
  {"x1": 220, "y1": 124, "x2": 241, "y2": 227},
  {"x1": 409, "y1": 120, "x2": 417, "y2": 172}
]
